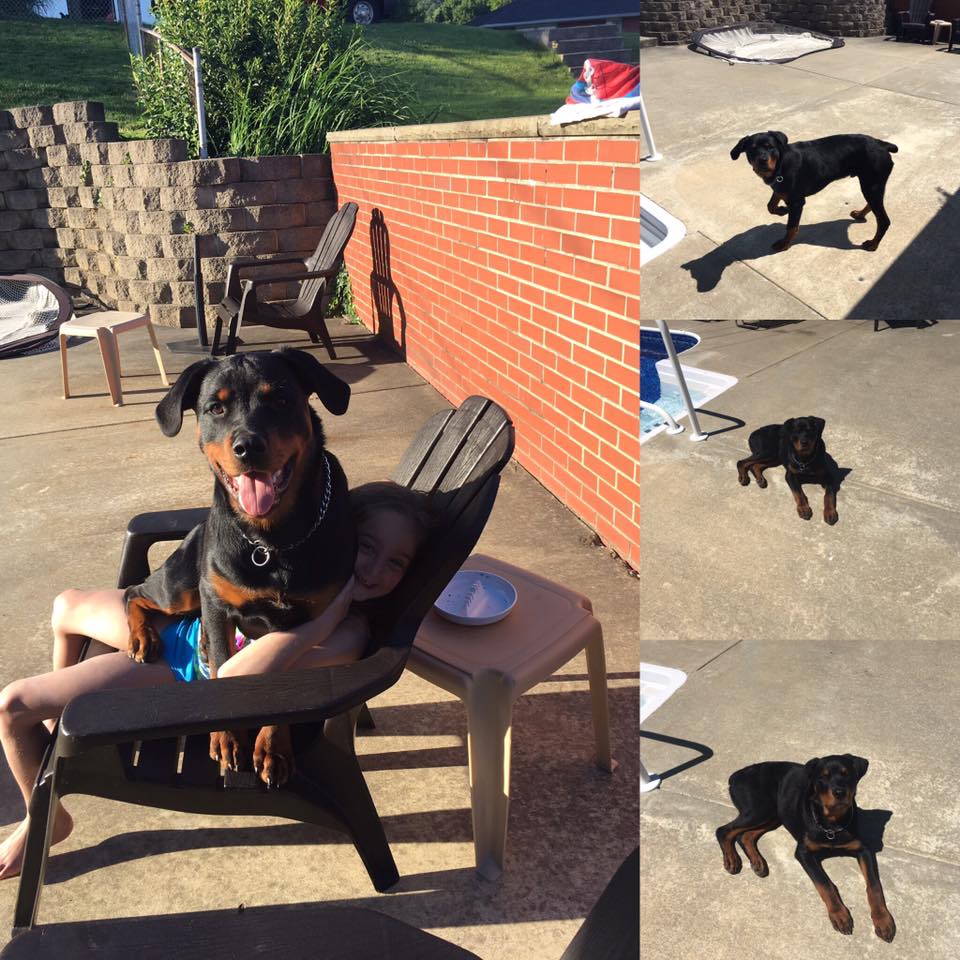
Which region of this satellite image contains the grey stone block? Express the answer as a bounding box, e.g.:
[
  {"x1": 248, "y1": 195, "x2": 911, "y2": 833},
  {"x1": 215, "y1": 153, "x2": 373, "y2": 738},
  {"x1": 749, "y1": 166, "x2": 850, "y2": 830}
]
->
[
  {"x1": 52, "y1": 101, "x2": 106, "y2": 124},
  {"x1": 27, "y1": 126, "x2": 66, "y2": 149},
  {"x1": 6, "y1": 190, "x2": 42, "y2": 211},
  {"x1": 0, "y1": 211, "x2": 23, "y2": 232},
  {"x1": 78, "y1": 142, "x2": 112, "y2": 165},
  {"x1": 44, "y1": 145, "x2": 81, "y2": 168},
  {"x1": 0, "y1": 170, "x2": 24, "y2": 192},
  {"x1": 30, "y1": 208, "x2": 67, "y2": 228},
  {"x1": 5, "y1": 148, "x2": 47, "y2": 171},
  {"x1": 7, "y1": 105, "x2": 54, "y2": 128},
  {"x1": 277, "y1": 226, "x2": 324, "y2": 252},
  {"x1": 301, "y1": 154, "x2": 332, "y2": 179},
  {"x1": 0, "y1": 250, "x2": 39, "y2": 271},
  {"x1": 149, "y1": 304, "x2": 196, "y2": 327},
  {"x1": 40, "y1": 247, "x2": 75, "y2": 268},
  {"x1": 0, "y1": 129, "x2": 30, "y2": 151},
  {"x1": 274, "y1": 178, "x2": 332, "y2": 203},
  {"x1": 60, "y1": 122, "x2": 120, "y2": 144},
  {"x1": 243, "y1": 204, "x2": 306, "y2": 230},
  {"x1": 64, "y1": 208, "x2": 98, "y2": 229},
  {"x1": 141, "y1": 257, "x2": 194, "y2": 282},
  {"x1": 212, "y1": 182, "x2": 277, "y2": 208},
  {"x1": 304, "y1": 201, "x2": 336, "y2": 226},
  {"x1": 108, "y1": 138, "x2": 189, "y2": 165},
  {"x1": 127, "y1": 234, "x2": 166, "y2": 258},
  {"x1": 239, "y1": 156, "x2": 301, "y2": 181},
  {"x1": 198, "y1": 230, "x2": 278, "y2": 258},
  {"x1": 158, "y1": 186, "x2": 216, "y2": 210}
]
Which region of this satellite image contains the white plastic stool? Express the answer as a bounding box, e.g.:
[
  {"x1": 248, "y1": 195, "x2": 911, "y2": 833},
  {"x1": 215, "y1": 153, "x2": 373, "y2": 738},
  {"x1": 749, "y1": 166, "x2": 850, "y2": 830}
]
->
[
  {"x1": 409, "y1": 554, "x2": 617, "y2": 880},
  {"x1": 59, "y1": 310, "x2": 168, "y2": 406}
]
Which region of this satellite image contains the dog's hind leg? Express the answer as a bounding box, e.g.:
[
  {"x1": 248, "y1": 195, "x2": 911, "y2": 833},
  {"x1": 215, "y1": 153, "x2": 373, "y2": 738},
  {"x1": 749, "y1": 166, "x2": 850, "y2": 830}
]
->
[
  {"x1": 850, "y1": 202, "x2": 870, "y2": 221},
  {"x1": 858, "y1": 178, "x2": 890, "y2": 251},
  {"x1": 737, "y1": 819, "x2": 780, "y2": 876}
]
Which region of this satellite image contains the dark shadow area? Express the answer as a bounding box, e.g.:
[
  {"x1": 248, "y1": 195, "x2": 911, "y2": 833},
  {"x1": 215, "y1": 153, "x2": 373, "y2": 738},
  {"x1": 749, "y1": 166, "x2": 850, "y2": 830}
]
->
[
  {"x1": 639, "y1": 730, "x2": 714, "y2": 783},
  {"x1": 873, "y1": 319, "x2": 938, "y2": 331},
  {"x1": 369, "y1": 208, "x2": 408, "y2": 359},
  {"x1": 849, "y1": 186, "x2": 960, "y2": 320},
  {"x1": 695, "y1": 408, "x2": 746, "y2": 439},
  {"x1": 681, "y1": 219, "x2": 860, "y2": 292},
  {"x1": 735, "y1": 319, "x2": 808, "y2": 330}
]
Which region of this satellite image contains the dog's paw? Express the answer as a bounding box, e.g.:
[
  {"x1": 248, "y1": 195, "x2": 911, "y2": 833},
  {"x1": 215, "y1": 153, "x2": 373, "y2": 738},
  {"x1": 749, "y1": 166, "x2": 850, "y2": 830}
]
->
[
  {"x1": 873, "y1": 910, "x2": 896, "y2": 943},
  {"x1": 851, "y1": 209, "x2": 868, "y2": 222},
  {"x1": 750, "y1": 858, "x2": 769, "y2": 878},
  {"x1": 829, "y1": 906, "x2": 854, "y2": 935},
  {"x1": 824, "y1": 508, "x2": 839, "y2": 525},
  {"x1": 127, "y1": 623, "x2": 160, "y2": 663},
  {"x1": 771, "y1": 238, "x2": 792, "y2": 253},
  {"x1": 253, "y1": 725, "x2": 293, "y2": 789},
  {"x1": 722, "y1": 850, "x2": 742, "y2": 875},
  {"x1": 756, "y1": 476, "x2": 768, "y2": 489},
  {"x1": 209, "y1": 730, "x2": 248, "y2": 773},
  {"x1": 862, "y1": 239, "x2": 879, "y2": 252},
  {"x1": 770, "y1": 205, "x2": 789, "y2": 216},
  {"x1": 797, "y1": 504, "x2": 813, "y2": 520},
  {"x1": 738, "y1": 473, "x2": 750, "y2": 487}
]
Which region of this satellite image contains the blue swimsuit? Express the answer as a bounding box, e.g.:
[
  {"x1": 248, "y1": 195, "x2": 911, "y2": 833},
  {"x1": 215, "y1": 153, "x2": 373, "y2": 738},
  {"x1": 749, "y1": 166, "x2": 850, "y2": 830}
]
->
[{"x1": 159, "y1": 619, "x2": 251, "y2": 683}]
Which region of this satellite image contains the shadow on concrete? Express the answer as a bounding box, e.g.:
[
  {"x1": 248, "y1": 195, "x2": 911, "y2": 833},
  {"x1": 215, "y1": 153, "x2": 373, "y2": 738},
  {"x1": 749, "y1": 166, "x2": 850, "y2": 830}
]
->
[
  {"x1": 369, "y1": 209, "x2": 408, "y2": 359},
  {"x1": 681, "y1": 219, "x2": 860, "y2": 292},
  {"x1": 848, "y1": 186, "x2": 960, "y2": 320},
  {"x1": 639, "y1": 730, "x2": 714, "y2": 785},
  {"x1": 873, "y1": 319, "x2": 939, "y2": 331},
  {"x1": 735, "y1": 320, "x2": 808, "y2": 330},
  {"x1": 696, "y1": 408, "x2": 746, "y2": 439}
]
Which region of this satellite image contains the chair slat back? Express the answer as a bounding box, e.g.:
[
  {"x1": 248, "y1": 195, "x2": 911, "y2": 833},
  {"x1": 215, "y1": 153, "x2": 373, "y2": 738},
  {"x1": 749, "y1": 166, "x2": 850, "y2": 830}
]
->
[
  {"x1": 298, "y1": 202, "x2": 359, "y2": 308},
  {"x1": 908, "y1": 0, "x2": 930, "y2": 22}
]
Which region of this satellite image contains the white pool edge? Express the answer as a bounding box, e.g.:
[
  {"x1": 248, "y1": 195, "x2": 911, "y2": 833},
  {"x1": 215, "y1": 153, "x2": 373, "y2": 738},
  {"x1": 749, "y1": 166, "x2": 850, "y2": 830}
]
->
[
  {"x1": 641, "y1": 363, "x2": 739, "y2": 445},
  {"x1": 641, "y1": 194, "x2": 687, "y2": 266}
]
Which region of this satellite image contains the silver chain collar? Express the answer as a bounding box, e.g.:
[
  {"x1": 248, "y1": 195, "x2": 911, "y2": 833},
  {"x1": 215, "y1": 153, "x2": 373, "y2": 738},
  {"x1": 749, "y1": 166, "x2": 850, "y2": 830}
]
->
[{"x1": 233, "y1": 452, "x2": 332, "y2": 568}]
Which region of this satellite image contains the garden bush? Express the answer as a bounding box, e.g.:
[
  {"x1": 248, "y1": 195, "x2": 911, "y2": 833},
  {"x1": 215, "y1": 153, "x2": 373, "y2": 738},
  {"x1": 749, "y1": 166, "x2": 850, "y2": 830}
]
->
[{"x1": 132, "y1": 0, "x2": 432, "y2": 158}]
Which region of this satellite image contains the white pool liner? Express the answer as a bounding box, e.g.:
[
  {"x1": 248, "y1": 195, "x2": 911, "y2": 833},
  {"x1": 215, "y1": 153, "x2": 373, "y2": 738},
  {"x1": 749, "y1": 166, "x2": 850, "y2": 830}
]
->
[{"x1": 691, "y1": 22, "x2": 843, "y2": 64}]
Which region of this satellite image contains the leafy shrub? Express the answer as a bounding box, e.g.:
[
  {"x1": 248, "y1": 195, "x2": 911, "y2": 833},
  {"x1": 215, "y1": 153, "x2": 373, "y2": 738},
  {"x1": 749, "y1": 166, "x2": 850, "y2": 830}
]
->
[
  {"x1": 132, "y1": 0, "x2": 432, "y2": 158},
  {"x1": 399, "y1": 0, "x2": 510, "y2": 24}
]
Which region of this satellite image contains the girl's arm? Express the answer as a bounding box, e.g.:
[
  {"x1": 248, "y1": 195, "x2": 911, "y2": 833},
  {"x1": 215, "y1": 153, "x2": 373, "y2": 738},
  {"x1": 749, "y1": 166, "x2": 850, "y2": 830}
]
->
[{"x1": 217, "y1": 578, "x2": 366, "y2": 678}]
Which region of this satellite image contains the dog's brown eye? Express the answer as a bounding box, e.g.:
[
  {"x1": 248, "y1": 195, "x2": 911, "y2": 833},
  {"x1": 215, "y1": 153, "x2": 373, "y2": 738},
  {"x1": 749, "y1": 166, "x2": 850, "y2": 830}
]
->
[{"x1": 209, "y1": 402, "x2": 225, "y2": 416}]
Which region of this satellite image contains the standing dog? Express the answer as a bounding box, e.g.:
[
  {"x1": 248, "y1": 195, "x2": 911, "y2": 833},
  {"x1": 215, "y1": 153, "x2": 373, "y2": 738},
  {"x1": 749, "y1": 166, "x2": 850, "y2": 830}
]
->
[
  {"x1": 737, "y1": 416, "x2": 841, "y2": 524},
  {"x1": 123, "y1": 348, "x2": 355, "y2": 785},
  {"x1": 716, "y1": 755, "x2": 895, "y2": 942},
  {"x1": 730, "y1": 131, "x2": 897, "y2": 252}
]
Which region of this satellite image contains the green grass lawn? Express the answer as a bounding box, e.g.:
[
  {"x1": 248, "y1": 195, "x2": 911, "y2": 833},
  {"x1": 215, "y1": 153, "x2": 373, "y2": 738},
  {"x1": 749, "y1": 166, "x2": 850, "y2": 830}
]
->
[
  {"x1": 0, "y1": 18, "x2": 571, "y2": 138},
  {"x1": 0, "y1": 19, "x2": 144, "y2": 138},
  {"x1": 362, "y1": 22, "x2": 572, "y2": 123}
]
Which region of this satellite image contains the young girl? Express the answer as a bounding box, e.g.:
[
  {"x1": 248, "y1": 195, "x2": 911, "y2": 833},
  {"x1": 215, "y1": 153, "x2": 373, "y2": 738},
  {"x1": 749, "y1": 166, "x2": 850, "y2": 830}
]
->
[{"x1": 0, "y1": 481, "x2": 433, "y2": 880}]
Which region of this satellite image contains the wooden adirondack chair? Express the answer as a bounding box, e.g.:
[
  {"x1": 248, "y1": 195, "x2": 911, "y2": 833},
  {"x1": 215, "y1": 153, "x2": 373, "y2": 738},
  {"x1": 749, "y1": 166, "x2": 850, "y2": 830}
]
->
[
  {"x1": 211, "y1": 202, "x2": 359, "y2": 358},
  {"x1": 896, "y1": 0, "x2": 934, "y2": 42},
  {"x1": 11, "y1": 396, "x2": 514, "y2": 935}
]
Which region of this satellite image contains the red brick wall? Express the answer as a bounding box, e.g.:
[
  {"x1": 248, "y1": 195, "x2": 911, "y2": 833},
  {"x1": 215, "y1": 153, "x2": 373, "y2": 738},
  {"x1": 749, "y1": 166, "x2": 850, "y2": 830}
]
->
[{"x1": 329, "y1": 123, "x2": 639, "y2": 571}]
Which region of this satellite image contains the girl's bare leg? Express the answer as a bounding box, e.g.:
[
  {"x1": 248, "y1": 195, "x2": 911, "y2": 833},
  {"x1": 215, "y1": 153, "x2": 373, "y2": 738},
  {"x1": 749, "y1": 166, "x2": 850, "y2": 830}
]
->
[
  {"x1": 0, "y1": 652, "x2": 173, "y2": 880},
  {"x1": 50, "y1": 588, "x2": 130, "y2": 671}
]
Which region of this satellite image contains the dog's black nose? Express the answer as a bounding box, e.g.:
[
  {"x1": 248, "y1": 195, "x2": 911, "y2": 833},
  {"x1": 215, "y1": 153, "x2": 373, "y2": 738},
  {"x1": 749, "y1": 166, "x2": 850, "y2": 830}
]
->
[
  {"x1": 232, "y1": 433, "x2": 266, "y2": 462},
  {"x1": 832, "y1": 787, "x2": 846, "y2": 799}
]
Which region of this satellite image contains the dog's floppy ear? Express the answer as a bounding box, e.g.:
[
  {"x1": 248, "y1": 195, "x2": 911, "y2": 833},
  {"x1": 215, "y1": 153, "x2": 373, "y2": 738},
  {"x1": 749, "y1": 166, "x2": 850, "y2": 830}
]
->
[
  {"x1": 804, "y1": 757, "x2": 822, "y2": 788},
  {"x1": 273, "y1": 347, "x2": 350, "y2": 416},
  {"x1": 155, "y1": 359, "x2": 217, "y2": 437},
  {"x1": 730, "y1": 135, "x2": 751, "y2": 160},
  {"x1": 844, "y1": 755, "x2": 869, "y2": 781},
  {"x1": 769, "y1": 131, "x2": 788, "y2": 150},
  {"x1": 809, "y1": 416, "x2": 825, "y2": 441}
]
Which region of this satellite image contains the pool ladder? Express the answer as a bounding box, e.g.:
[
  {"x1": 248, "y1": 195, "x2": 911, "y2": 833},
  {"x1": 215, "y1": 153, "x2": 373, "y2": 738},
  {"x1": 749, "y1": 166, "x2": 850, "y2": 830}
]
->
[{"x1": 645, "y1": 320, "x2": 707, "y2": 441}]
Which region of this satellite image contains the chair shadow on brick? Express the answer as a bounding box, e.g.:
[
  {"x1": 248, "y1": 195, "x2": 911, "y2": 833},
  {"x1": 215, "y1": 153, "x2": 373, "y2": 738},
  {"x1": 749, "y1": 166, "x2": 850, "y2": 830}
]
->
[
  {"x1": 211, "y1": 202, "x2": 358, "y2": 358},
  {"x1": 369, "y1": 208, "x2": 407, "y2": 358},
  {"x1": 11, "y1": 395, "x2": 514, "y2": 936}
]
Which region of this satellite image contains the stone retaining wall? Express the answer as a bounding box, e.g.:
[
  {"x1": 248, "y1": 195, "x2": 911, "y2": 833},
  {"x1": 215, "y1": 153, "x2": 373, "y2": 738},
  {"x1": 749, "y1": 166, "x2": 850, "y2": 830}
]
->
[
  {"x1": 638, "y1": 0, "x2": 887, "y2": 44},
  {"x1": 0, "y1": 101, "x2": 335, "y2": 326}
]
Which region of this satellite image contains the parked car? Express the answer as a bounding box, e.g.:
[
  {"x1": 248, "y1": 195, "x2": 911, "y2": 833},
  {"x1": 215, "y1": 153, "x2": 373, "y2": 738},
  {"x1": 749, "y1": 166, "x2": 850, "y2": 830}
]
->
[{"x1": 347, "y1": 0, "x2": 398, "y2": 24}]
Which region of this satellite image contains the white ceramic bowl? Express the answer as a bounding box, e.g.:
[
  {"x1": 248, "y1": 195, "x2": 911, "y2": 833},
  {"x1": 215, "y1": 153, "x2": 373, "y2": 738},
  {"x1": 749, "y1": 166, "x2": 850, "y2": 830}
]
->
[{"x1": 434, "y1": 570, "x2": 517, "y2": 626}]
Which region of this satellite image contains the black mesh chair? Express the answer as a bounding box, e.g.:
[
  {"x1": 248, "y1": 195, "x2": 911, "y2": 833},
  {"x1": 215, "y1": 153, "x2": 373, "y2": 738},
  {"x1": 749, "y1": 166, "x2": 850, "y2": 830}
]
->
[{"x1": 896, "y1": 0, "x2": 934, "y2": 42}]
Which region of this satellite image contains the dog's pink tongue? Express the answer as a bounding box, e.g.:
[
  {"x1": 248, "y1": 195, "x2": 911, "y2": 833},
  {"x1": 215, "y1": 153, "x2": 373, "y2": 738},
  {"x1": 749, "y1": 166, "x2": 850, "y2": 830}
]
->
[{"x1": 236, "y1": 472, "x2": 275, "y2": 516}]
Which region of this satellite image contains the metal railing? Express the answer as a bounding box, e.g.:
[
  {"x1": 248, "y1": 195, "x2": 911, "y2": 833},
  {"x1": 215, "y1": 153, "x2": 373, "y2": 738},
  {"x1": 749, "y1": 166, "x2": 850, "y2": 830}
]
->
[{"x1": 648, "y1": 320, "x2": 707, "y2": 442}]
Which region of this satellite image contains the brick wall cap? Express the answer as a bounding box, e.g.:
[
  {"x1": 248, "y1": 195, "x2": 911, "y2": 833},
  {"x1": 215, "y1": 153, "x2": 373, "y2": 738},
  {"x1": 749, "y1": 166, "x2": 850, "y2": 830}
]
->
[{"x1": 326, "y1": 113, "x2": 640, "y2": 144}]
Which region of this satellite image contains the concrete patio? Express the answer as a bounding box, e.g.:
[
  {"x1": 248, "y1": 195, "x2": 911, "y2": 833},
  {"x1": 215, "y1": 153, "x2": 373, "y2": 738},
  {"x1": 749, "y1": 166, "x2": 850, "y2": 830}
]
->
[
  {"x1": 641, "y1": 37, "x2": 960, "y2": 321},
  {"x1": 0, "y1": 320, "x2": 639, "y2": 956},
  {"x1": 641, "y1": 319, "x2": 960, "y2": 957}
]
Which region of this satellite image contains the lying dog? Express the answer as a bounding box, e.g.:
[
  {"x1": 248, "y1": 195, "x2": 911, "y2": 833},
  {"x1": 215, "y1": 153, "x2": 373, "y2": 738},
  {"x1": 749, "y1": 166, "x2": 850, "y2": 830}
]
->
[
  {"x1": 716, "y1": 755, "x2": 895, "y2": 942},
  {"x1": 124, "y1": 348, "x2": 355, "y2": 785},
  {"x1": 737, "y1": 416, "x2": 840, "y2": 524},
  {"x1": 730, "y1": 131, "x2": 897, "y2": 252}
]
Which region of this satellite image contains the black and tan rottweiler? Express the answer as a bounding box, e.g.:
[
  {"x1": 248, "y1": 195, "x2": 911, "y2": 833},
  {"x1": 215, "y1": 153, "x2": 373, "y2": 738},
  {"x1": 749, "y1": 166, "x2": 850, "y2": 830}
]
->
[
  {"x1": 730, "y1": 131, "x2": 897, "y2": 252},
  {"x1": 123, "y1": 347, "x2": 355, "y2": 786},
  {"x1": 716, "y1": 755, "x2": 895, "y2": 942},
  {"x1": 737, "y1": 416, "x2": 840, "y2": 525}
]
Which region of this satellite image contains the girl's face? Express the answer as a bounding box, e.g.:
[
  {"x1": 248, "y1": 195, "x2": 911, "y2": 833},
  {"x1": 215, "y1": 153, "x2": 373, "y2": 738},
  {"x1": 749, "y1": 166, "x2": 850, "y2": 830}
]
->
[{"x1": 353, "y1": 507, "x2": 419, "y2": 602}]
